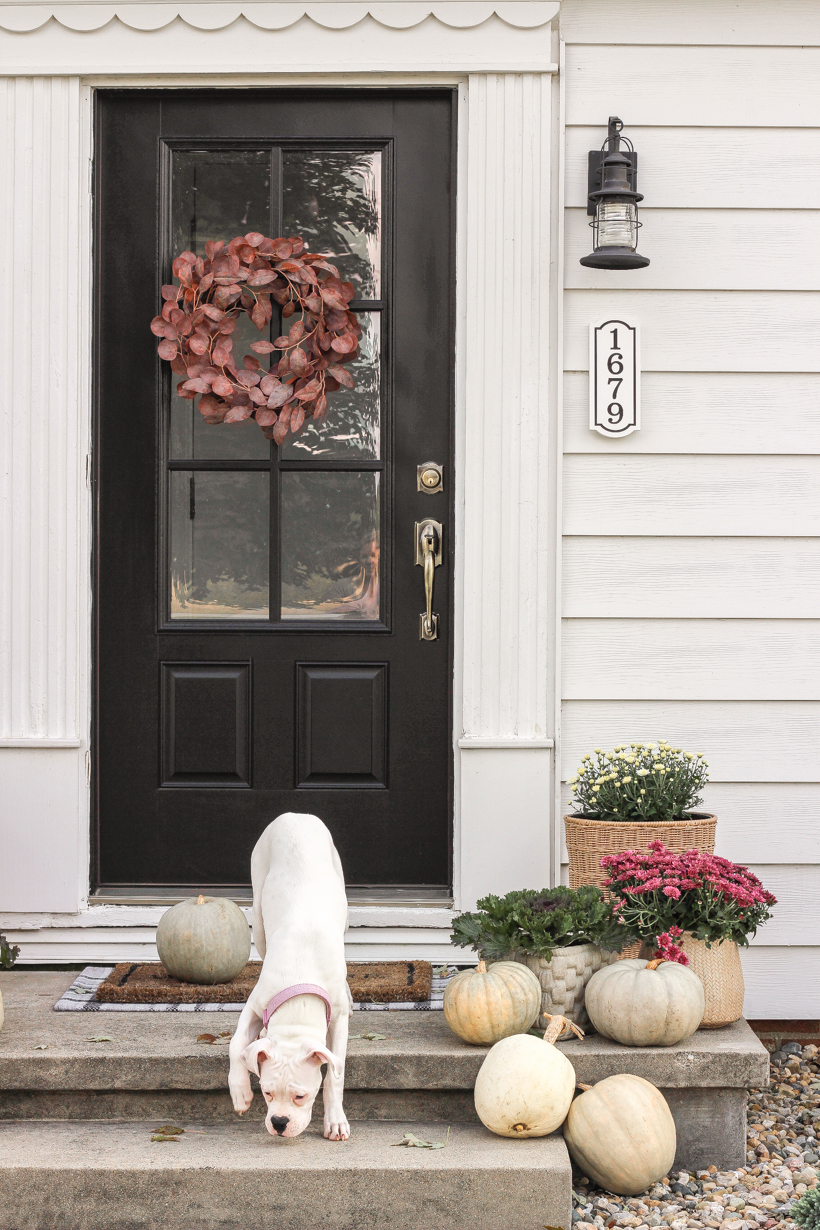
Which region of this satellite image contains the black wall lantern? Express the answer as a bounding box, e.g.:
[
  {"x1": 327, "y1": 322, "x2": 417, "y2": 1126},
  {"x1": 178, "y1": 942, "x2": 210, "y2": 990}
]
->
[{"x1": 580, "y1": 116, "x2": 649, "y2": 270}]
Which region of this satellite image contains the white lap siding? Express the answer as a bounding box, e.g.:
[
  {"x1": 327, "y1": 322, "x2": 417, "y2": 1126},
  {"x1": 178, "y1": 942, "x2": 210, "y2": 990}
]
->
[{"x1": 560, "y1": 0, "x2": 820, "y2": 1018}]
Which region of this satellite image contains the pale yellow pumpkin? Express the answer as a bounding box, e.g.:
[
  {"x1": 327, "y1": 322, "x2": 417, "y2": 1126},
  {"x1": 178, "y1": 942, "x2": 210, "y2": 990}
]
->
[
  {"x1": 585, "y1": 958, "x2": 704, "y2": 1047},
  {"x1": 564, "y1": 1074, "x2": 677, "y2": 1195},
  {"x1": 443, "y1": 959, "x2": 541, "y2": 1045},
  {"x1": 474, "y1": 1014, "x2": 582, "y2": 1138},
  {"x1": 156, "y1": 894, "x2": 250, "y2": 985}
]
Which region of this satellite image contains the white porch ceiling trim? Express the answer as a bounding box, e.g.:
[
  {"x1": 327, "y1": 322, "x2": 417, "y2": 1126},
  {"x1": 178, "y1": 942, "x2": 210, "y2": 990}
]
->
[
  {"x1": 0, "y1": 2, "x2": 559, "y2": 32},
  {"x1": 0, "y1": 3, "x2": 558, "y2": 73}
]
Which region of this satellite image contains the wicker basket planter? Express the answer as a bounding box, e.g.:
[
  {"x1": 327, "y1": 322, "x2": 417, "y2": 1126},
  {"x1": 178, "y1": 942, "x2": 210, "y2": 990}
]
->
[
  {"x1": 564, "y1": 813, "x2": 718, "y2": 890},
  {"x1": 639, "y1": 934, "x2": 744, "y2": 1029},
  {"x1": 512, "y1": 943, "x2": 619, "y2": 1032}
]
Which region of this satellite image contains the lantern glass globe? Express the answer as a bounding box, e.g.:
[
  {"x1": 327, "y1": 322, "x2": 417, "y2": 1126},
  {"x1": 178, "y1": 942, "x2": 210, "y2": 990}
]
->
[{"x1": 597, "y1": 200, "x2": 638, "y2": 251}]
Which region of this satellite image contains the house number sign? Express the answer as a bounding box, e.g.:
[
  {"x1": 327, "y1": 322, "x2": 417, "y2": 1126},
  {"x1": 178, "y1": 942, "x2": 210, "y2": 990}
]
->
[{"x1": 589, "y1": 318, "x2": 641, "y2": 437}]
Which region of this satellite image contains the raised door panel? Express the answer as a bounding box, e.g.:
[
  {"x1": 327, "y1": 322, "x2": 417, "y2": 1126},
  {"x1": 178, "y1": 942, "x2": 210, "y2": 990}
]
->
[
  {"x1": 297, "y1": 663, "x2": 386, "y2": 788},
  {"x1": 161, "y1": 663, "x2": 250, "y2": 787}
]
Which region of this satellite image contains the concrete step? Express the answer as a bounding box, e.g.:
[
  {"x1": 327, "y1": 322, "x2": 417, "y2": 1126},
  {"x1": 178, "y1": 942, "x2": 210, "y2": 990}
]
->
[
  {"x1": 0, "y1": 970, "x2": 770, "y2": 1171},
  {"x1": 0, "y1": 1117, "x2": 572, "y2": 1230}
]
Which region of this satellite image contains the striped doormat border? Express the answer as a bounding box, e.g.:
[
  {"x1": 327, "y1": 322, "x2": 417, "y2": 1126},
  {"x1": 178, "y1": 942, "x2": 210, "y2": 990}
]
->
[{"x1": 54, "y1": 965, "x2": 459, "y2": 1012}]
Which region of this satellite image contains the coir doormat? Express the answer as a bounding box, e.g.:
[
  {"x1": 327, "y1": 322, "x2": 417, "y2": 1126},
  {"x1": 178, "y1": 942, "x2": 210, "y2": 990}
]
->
[
  {"x1": 55, "y1": 962, "x2": 456, "y2": 1013},
  {"x1": 96, "y1": 960, "x2": 431, "y2": 1005}
]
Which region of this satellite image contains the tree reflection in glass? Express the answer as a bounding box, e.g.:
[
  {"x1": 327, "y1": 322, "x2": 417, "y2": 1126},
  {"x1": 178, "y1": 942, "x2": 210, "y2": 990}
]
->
[
  {"x1": 283, "y1": 150, "x2": 381, "y2": 298},
  {"x1": 280, "y1": 473, "x2": 380, "y2": 620}
]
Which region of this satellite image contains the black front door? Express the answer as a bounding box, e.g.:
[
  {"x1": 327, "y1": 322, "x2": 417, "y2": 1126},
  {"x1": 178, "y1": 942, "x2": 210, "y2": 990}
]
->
[{"x1": 93, "y1": 89, "x2": 454, "y2": 892}]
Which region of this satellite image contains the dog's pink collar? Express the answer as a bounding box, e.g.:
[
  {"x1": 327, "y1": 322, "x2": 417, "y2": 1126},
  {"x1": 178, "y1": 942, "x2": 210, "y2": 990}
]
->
[{"x1": 262, "y1": 984, "x2": 332, "y2": 1031}]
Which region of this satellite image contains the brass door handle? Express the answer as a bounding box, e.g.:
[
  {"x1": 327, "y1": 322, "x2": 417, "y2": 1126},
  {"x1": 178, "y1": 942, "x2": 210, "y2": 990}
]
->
[{"x1": 415, "y1": 520, "x2": 443, "y2": 641}]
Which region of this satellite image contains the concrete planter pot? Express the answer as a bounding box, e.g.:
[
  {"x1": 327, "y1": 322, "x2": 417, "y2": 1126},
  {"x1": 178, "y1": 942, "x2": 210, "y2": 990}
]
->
[
  {"x1": 512, "y1": 943, "x2": 619, "y2": 1033},
  {"x1": 640, "y1": 934, "x2": 744, "y2": 1029},
  {"x1": 0, "y1": 988, "x2": 3, "y2": 1033}
]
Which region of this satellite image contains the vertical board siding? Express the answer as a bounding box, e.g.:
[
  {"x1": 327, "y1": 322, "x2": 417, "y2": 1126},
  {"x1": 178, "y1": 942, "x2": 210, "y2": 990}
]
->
[
  {"x1": 461, "y1": 73, "x2": 552, "y2": 739},
  {"x1": 0, "y1": 76, "x2": 83, "y2": 740}
]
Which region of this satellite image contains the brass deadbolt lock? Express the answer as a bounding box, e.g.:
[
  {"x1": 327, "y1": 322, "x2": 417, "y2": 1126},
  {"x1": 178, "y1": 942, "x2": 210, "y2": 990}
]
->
[{"x1": 417, "y1": 462, "x2": 444, "y2": 494}]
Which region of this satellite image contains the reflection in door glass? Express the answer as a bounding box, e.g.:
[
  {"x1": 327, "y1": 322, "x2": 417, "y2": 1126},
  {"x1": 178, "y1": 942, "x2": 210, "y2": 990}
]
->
[
  {"x1": 280, "y1": 473, "x2": 380, "y2": 620},
  {"x1": 283, "y1": 150, "x2": 381, "y2": 297},
  {"x1": 282, "y1": 313, "x2": 380, "y2": 460},
  {"x1": 170, "y1": 471, "x2": 269, "y2": 619},
  {"x1": 171, "y1": 149, "x2": 270, "y2": 257}
]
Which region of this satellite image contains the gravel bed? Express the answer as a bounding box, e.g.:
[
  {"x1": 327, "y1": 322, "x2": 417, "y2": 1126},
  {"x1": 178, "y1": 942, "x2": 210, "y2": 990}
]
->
[{"x1": 572, "y1": 1043, "x2": 819, "y2": 1230}]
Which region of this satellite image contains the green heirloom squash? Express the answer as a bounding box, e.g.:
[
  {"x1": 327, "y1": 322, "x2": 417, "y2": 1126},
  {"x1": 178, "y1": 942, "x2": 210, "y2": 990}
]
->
[
  {"x1": 564, "y1": 1074, "x2": 677, "y2": 1195},
  {"x1": 474, "y1": 1013, "x2": 583, "y2": 1138},
  {"x1": 585, "y1": 958, "x2": 704, "y2": 1047},
  {"x1": 156, "y1": 895, "x2": 251, "y2": 985},
  {"x1": 444, "y1": 959, "x2": 541, "y2": 1045}
]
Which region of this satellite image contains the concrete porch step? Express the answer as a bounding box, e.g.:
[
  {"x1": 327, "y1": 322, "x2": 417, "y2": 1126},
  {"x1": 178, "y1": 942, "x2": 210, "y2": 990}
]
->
[
  {"x1": 0, "y1": 970, "x2": 770, "y2": 1172},
  {"x1": 0, "y1": 1117, "x2": 572, "y2": 1230}
]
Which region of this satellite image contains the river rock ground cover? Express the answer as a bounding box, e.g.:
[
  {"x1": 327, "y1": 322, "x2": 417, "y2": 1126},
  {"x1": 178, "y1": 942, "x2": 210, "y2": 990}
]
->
[{"x1": 572, "y1": 1044, "x2": 819, "y2": 1230}]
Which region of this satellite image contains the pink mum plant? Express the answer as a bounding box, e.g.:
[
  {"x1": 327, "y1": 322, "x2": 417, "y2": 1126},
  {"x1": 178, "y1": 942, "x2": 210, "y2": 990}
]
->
[{"x1": 604, "y1": 842, "x2": 776, "y2": 951}]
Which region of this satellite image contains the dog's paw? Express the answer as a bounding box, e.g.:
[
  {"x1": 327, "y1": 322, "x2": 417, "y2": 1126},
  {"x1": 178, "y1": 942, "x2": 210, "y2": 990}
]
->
[
  {"x1": 229, "y1": 1078, "x2": 254, "y2": 1115},
  {"x1": 323, "y1": 1111, "x2": 351, "y2": 1142}
]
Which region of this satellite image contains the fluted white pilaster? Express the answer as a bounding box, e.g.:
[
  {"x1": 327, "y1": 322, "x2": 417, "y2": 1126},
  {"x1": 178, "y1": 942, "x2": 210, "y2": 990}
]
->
[
  {"x1": 456, "y1": 72, "x2": 556, "y2": 908},
  {"x1": 460, "y1": 72, "x2": 553, "y2": 741},
  {"x1": 0, "y1": 76, "x2": 85, "y2": 744}
]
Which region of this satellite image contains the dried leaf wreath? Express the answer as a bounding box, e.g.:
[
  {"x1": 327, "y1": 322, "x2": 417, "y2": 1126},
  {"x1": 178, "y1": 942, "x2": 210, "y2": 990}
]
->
[{"x1": 151, "y1": 232, "x2": 360, "y2": 445}]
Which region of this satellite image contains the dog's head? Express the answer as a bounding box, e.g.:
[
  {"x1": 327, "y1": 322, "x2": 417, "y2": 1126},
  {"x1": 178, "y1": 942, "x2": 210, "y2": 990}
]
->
[{"x1": 241, "y1": 1037, "x2": 342, "y2": 1137}]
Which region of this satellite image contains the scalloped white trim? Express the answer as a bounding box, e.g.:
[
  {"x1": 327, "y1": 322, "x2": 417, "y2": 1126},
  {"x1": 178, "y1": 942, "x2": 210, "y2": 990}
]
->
[{"x1": 0, "y1": 2, "x2": 559, "y2": 33}]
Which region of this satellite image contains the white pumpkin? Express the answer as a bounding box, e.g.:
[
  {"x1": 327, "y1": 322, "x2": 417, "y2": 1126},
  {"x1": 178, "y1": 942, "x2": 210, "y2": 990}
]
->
[
  {"x1": 585, "y1": 958, "x2": 705, "y2": 1047},
  {"x1": 156, "y1": 894, "x2": 250, "y2": 984},
  {"x1": 564, "y1": 1074, "x2": 677, "y2": 1195},
  {"x1": 444, "y1": 959, "x2": 541, "y2": 1045},
  {"x1": 474, "y1": 1013, "x2": 582, "y2": 1138}
]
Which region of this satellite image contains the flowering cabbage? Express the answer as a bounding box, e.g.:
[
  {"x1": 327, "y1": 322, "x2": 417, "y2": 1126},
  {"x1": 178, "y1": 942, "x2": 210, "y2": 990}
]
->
[
  {"x1": 603, "y1": 842, "x2": 777, "y2": 947},
  {"x1": 450, "y1": 885, "x2": 625, "y2": 963}
]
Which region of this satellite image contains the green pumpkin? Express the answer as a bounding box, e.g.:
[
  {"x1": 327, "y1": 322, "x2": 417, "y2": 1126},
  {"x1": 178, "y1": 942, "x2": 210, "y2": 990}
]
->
[{"x1": 156, "y1": 895, "x2": 250, "y2": 984}]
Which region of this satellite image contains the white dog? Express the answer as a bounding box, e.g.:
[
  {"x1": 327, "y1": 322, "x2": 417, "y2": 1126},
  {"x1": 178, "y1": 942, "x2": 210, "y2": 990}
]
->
[{"x1": 228, "y1": 813, "x2": 351, "y2": 1141}]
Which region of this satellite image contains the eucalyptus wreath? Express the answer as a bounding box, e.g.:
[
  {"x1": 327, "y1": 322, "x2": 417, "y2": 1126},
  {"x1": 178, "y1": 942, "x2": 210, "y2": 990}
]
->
[
  {"x1": 450, "y1": 885, "x2": 627, "y2": 964},
  {"x1": 151, "y1": 232, "x2": 360, "y2": 445}
]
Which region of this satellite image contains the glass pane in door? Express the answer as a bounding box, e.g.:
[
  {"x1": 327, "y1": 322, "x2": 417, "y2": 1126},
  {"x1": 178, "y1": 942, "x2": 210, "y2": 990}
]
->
[
  {"x1": 282, "y1": 150, "x2": 382, "y2": 297},
  {"x1": 169, "y1": 313, "x2": 271, "y2": 461},
  {"x1": 280, "y1": 472, "x2": 380, "y2": 620},
  {"x1": 171, "y1": 149, "x2": 270, "y2": 256},
  {"x1": 282, "y1": 312, "x2": 381, "y2": 460},
  {"x1": 169, "y1": 471, "x2": 269, "y2": 619}
]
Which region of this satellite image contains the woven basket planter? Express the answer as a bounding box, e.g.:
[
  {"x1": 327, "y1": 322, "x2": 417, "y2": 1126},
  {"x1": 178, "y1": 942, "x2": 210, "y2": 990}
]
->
[
  {"x1": 511, "y1": 943, "x2": 619, "y2": 1033},
  {"x1": 565, "y1": 812, "x2": 718, "y2": 961},
  {"x1": 564, "y1": 813, "x2": 718, "y2": 890},
  {"x1": 639, "y1": 934, "x2": 744, "y2": 1029}
]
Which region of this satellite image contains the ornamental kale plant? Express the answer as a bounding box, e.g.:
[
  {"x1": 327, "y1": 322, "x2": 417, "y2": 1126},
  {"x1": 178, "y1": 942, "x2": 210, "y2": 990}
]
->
[
  {"x1": 793, "y1": 1188, "x2": 820, "y2": 1230},
  {"x1": 0, "y1": 933, "x2": 19, "y2": 970},
  {"x1": 568, "y1": 740, "x2": 709, "y2": 823},
  {"x1": 450, "y1": 886, "x2": 626, "y2": 964},
  {"x1": 603, "y1": 842, "x2": 777, "y2": 948}
]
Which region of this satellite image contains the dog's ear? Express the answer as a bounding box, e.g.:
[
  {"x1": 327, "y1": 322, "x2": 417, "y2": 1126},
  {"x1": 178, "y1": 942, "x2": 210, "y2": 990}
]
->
[
  {"x1": 304, "y1": 1044, "x2": 342, "y2": 1080},
  {"x1": 241, "y1": 1038, "x2": 273, "y2": 1077}
]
